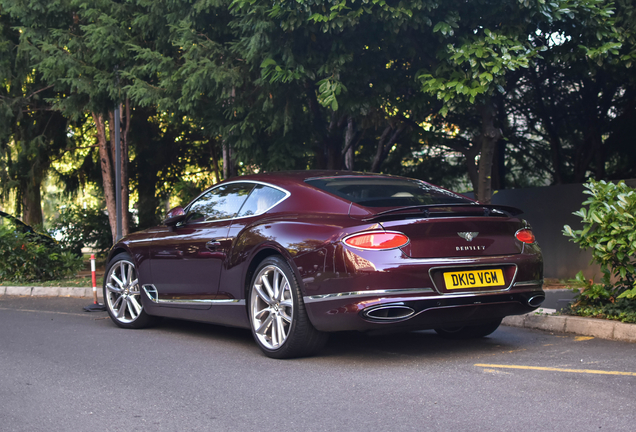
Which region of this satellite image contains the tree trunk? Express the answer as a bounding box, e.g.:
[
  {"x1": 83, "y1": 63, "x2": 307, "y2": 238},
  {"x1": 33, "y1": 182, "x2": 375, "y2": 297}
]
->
[
  {"x1": 490, "y1": 140, "x2": 506, "y2": 191},
  {"x1": 93, "y1": 112, "x2": 117, "y2": 243},
  {"x1": 371, "y1": 124, "x2": 405, "y2": 172},
  {"x1": 325, "y1": 113, "x2": 343, "y2": 170},
  {"x1": 135, "y1": 111, "x2": 161, "y2": 230},
  {"x1": 573, "y1": 119, "x2": 602, "y2": 183},
  {"x1": 476, "y1": 101, "x2": 501, "y2": 204},
  {"x1": 137, "y1": 167, "x2": 159, "y2": 230},
  {"x1": 209, "y1": 139, "x2": 221, "y2": 183},
  {"x1": 108, "y1": 109, "x2": 131, "y2": 237},
  {"x1": 223, "y1": 141, "x2": 229, "y2": 179},
  {"x1": 493, "y1": 95, "x2": 508, "y2": 190},
  {"x1": 464, "y1": 142, "x2": 481, "y2": 196},
  {"x1": 222, "y1": 141, "x2": 237, "y2": 178},
  {"x1": 530, "y1": 68, "x2": 564, "y2": 184},
  {"x1": 122, "y1": 102, "x2": 131, "y2": 234},
  {"x1": 21, "y1": 176, "x2": 43, "y2": 227},
  {"x1": 305, "y1": 80, "x2": 328, "y2": 169},
  {"x1": 343, "y1": 116, "x2": 356, "y2": 171}
]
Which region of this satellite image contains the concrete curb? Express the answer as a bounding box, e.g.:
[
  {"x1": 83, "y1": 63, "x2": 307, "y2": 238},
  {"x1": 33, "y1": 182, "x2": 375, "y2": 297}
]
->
[
  {"x1": 2, "y1": 286, "x2": 634, "y2": 343},
  {"x1": 1, "y1": 286, "x2": 103, "y2": 300},
  {"x1": 503, "y1": 311, "x2": 636, "y2": 343}
]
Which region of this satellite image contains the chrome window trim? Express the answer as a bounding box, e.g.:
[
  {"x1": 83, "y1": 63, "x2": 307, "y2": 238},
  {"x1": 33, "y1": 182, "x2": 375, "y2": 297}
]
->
[
  {"x1": 142, "y1": 285, "x2": 245, "y2": 306},
  {"x1": 180, "y1": 180, "x2": 291, "y2": 226},
  {"x1": 303, "y1": 288, "x2": 434, "y2": 304}
]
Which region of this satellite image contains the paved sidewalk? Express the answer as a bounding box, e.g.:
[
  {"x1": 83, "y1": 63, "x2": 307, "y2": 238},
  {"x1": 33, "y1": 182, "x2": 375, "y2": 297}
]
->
[{"x1": 2, "y1": 285, "x2": 634, "y2": 343}]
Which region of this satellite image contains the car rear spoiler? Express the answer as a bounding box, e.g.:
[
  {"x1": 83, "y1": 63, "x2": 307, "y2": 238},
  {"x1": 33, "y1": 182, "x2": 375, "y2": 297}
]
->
[{"x1": 355, "y1": 203, "x2": 524, "y2": 222}]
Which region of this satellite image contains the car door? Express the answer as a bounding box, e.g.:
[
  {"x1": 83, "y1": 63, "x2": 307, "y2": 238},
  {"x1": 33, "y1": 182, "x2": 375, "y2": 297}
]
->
[{"x1": 148, "y1": 182, "x2": 255, "y2": 307}]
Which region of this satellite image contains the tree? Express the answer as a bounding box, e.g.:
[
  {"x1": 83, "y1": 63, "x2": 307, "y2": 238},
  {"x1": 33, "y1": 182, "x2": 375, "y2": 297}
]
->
[
  {"x1": 412, "y1": 0, "x2": 622, "y2": 201},
  {"x1": 0, "y1": 6, "x2": 70, "y2": 226},
  {"x1": 165, "y1": 0, "x2": 623, "y2": 202},
  {"x1": 3, "y1": 0, "x2": 634, "y2": 233},
  {"x1": 507, "y1": 0, "x2": 636, "y2": 185},
  {"x1": 7, "y1": 0, "x2": 134, "y2": 240}
]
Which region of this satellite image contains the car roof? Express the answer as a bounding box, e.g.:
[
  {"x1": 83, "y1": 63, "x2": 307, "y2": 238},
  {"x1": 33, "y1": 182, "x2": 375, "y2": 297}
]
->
[{"x1": 218, "y1": 170, "x2": 398, "y2": 186}]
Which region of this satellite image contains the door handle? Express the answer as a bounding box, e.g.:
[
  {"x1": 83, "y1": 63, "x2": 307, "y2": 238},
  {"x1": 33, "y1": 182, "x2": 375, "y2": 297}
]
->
[{"x1": 205, "y1": 240, "x2": 221, "y2": 251}]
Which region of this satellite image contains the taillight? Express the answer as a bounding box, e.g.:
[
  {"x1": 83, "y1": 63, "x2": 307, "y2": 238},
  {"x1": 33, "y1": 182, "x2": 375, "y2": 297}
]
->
[
  {"x1": 515, "y1": 228, "x2": 535, "y2": 244},
  {"x1": 344, "y1": 231, "x2": 409, "y2": 250}
]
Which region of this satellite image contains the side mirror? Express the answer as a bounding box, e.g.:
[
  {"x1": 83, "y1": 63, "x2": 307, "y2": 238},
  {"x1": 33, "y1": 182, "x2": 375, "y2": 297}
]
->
[{"x1": 163, "y1": 206, "x2": 186, "y2": 227}]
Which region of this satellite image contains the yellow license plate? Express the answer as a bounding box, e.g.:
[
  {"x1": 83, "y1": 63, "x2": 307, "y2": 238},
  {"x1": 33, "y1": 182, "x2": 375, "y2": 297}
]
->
[{"x1": 443, "y1": 269, "x2": 505, "y2": 290}]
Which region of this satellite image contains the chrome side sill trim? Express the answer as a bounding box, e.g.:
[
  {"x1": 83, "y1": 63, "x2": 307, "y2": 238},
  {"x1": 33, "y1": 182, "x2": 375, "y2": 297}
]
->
[
  {"x1": 154, "y1": 299, "x2": 245, "y2": 305},
  {"x1": 303, "y1": 288, "x2": 434, "y2": 304},
  {"x1": 142, "y1": 285, "x2": 245, "y2": 306},
  {"x1": 513, "y1": 280, "x2": 543, "y2": 287},
  {"x1": 304, "y1": 290, "x2": 540, "y2": 305}
]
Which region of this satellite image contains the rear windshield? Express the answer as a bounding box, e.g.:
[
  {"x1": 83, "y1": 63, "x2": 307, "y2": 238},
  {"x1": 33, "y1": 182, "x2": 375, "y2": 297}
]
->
[{"x1": 306, "y1": 177, "x2": 472, "y2": 207}]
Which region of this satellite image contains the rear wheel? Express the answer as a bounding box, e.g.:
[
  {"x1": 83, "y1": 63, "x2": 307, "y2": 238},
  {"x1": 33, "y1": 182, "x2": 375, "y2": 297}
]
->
[
  {"x1": 104, "y1": 252, "x2": 157, "y2": 329},
  {"x1": 434, "y1": 318, "x2": 502, "y2": 340},
  {"x1": 248, "y1": 256, "x2": 328, "y2": 358}
]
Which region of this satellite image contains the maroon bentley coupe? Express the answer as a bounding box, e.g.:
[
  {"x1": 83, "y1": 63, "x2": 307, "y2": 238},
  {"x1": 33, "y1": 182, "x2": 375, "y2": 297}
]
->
[{"x1": 104, "y1": 171, "x2": 544, "y2": 358}]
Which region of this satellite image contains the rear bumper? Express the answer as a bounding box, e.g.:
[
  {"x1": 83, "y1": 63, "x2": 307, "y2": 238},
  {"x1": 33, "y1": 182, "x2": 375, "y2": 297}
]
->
[
  {"x1": 304, "y1": 285, "x2": 544, "y2": 332},
  {"x1": 298, "y1": 245, "x2": 543, "y2": 332}
]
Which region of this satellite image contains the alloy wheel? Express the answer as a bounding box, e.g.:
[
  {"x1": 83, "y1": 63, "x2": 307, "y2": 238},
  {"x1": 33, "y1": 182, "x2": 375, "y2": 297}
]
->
[
  {"x1": 250, "y1": 264, "x2": 294, "y2": 350},
  {"x1": 105, "y1": 259, "x2": 143, "y2": 324}
]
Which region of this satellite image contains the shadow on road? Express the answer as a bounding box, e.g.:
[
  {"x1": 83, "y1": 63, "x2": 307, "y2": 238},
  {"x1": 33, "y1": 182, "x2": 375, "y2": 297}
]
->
[
  {"x1": 1, "y1": 295, "x2": 531, "y2": 362},
  {"x1": 150, "y1": 317, "x2": 524, "y2": 362}
]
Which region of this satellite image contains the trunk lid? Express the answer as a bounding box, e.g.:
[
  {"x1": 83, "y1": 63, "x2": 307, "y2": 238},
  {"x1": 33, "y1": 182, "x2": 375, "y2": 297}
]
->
[{"x1": 381, "y1": 217, "x2": 524, "y2": 258}]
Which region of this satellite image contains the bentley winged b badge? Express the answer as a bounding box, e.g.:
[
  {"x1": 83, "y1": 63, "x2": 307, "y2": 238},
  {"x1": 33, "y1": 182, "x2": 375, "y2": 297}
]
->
[{"x1": 457, "y1": 232, "x2": 479, "y2": 242}]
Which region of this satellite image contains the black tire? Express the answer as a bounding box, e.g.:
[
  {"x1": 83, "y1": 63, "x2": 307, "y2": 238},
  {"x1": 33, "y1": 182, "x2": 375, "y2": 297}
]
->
[
  {"x1": 434, "y1": 318, "x2": 502, "y2": 340},
  {"x1": 103, "y1": 252, "x2": 158, "y2": 329},
  {"x1": 248, "y1": 256, "x2": 328, "y2": 359}
]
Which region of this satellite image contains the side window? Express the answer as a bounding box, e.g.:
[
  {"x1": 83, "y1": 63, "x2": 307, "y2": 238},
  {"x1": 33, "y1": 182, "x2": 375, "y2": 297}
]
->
[
  {"x1": 237, "y1": 184, "x2": 287, "y2": 217},
  {"x1": 187, "y1": 183, "x2": 255, "y2": 223}
]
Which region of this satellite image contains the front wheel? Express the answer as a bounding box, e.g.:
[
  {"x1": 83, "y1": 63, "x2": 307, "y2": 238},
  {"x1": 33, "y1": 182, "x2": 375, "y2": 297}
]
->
[
  {"x1": 104, "y1": 252, "x2": 158, "y2": 329},
  {"x1": 434, "y1": 318, "x2": 502, "y2": 340},
  {"x1": 248, "y1": 256, "x2": 328, "y2": 358}
]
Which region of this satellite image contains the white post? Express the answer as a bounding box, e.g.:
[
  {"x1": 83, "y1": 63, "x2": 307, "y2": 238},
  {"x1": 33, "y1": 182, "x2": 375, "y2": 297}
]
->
[{"x1": 91, "y1": 254, "x2": 98, "y2": 304}]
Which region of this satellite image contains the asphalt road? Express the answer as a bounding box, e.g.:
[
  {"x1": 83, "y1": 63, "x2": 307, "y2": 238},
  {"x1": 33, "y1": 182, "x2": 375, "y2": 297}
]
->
[{"x1": 1, "y1": 296, "x2": 635, "y2": 432}]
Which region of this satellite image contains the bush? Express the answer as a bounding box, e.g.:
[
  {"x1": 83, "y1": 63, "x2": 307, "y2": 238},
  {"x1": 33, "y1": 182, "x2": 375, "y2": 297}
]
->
[
  {"x1": 563, "y1": 272, "x2": 636, "y2": 323},
  {"x1": 0, "y1": 224, "x2": 83, "y2": 282},
  {"x1": 562, "y1": 180, "x2": 636, "y2": 322},
  {"x1": 49, "y1": 205, "x2": 112, "y2": 257}
]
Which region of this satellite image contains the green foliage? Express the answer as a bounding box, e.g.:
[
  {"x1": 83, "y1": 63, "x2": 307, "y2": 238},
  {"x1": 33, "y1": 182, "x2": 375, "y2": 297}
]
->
[
  {"x1": 564, "y1": 271, "x2": 636, "y2": 323},
  {"x1": 418, "y1": 29, "x2": 537, "y2": 108},
  {"x1": 567, "y1": 271, "x2": 612, "y2": 304},
  {"x1": 0, "y1": 224, "x2": 83, "y2": 282},
  {"x1": 0, "y1": 6, "x2": 72, "y2": 225},
  {"x1": 563, "y1": 180, "x2": 636, "y2": 291},
  {"x1": 416, "y1": 0, "x2": 621, "y2": 115},
  {"x1": 2, "y1": 0, "x2": 636, "y2": 228},
  {"x1": 563, "y1": 180, "x2": 636, "y2": 321},
  {"x1": 49, "y1": 205, "x2": 112, "y2": 257}
]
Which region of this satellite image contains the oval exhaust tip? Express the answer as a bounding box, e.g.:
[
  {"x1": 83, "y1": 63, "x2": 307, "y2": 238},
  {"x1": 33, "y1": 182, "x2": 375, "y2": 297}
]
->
[
  {"x1": 364, "y1": 305, "x2": 415, "y2": 321},
  {"x1": 528, "y1": 295, "x2": 546, "y2": 307}
]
